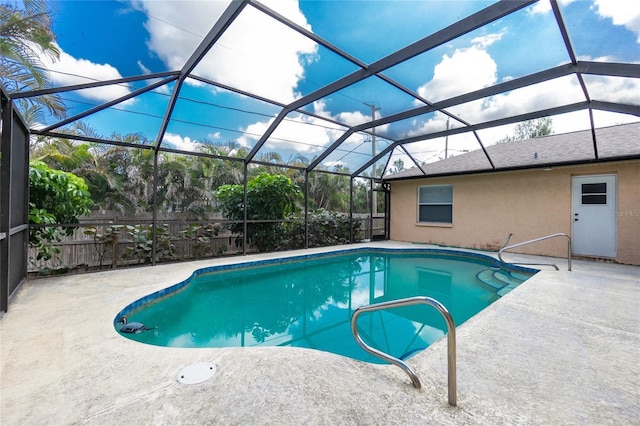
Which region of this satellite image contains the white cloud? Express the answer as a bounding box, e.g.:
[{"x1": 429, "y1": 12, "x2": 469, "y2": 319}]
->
[
  {"x1": 137, "y1": 60, "x2": 171, "y2": 94},
  {"x1": 134, "y1": 0, "x2": 317, "y2": 103},
  {"x1": 335, "y1": 110, "x2": 371, "y2": 127},
  {"x1": 583, "y1": 74, "x2": 640, "y2": 105},
  {"x1": 416, "y1": 45, "x2": 497, "y2": 103},
  {"x1": 312, "y1": 100, "x2": 389, "y2": 131},
  {"x1": 233, "y1": 99, "x2": 389, "y2": 166},
  {"x1": 237, "y1": 111, "x2": 344, "y2": 155},
  {"x1": 529, "y1": 0, "x2": 577, "y2": 15},
  {"x1": 407, "y1": 38, "x2": 640, "y2": 150},
  {"x1": 132, "y1": 0, "x2": 226, "y2": 70},
  {"x1": 594, "y1": 0, "x2": 640, "y2": 42},
  {"x1": 40, "y1": 43, "x2": 132, "y2": 103},
  {"x1": 529, "y1": 0, "x2": 640, "y2": 43},
  {"x1": 470, "y1": 29, "x2": 506, "y2": 49},
  {"x1": 137, "y1": 60, "x2": 152, "y2": 75},
  {"x1": 163, "y1": 132, "x2": 201, "y2": 151},
  {"x1": 590, "y1": 109, "x2": 640, "y2": 128},
  {"x1": 447, "y1": 75, "x2": 584, "y2": 122}
]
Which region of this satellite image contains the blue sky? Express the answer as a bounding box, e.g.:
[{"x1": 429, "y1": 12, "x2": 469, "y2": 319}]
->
[{"x1": 30, "y1": 0, "x2": 640, "y2": 173}]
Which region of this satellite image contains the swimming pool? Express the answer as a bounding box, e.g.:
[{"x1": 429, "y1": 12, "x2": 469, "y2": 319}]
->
[{"x1": 114, "y1": 248, "x2": 536, "y2": 363}]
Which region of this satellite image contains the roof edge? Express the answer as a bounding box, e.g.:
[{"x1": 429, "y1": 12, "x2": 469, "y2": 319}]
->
[{"x1": 383, "y1": 154, "x2": 640, "y2": 182}]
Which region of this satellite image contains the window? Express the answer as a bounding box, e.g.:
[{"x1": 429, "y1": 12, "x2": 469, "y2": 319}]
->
[
  {"x1": 418, "y1": 185, "x2": 453, "y2": 224},
  {"x1": 581, "y1": 183, "x2": 607, "y2": 205}
]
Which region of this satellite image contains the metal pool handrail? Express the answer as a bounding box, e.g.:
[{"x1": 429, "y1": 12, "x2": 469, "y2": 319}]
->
[
  {"x1": 498, "y1": 232, "x2": 572, "y2": 271},
  {"x1": 350, "y1": 296, "x2": 457, "y2": 406}
]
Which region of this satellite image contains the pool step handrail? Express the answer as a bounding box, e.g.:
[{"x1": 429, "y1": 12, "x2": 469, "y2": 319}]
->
[
  {"x1": 350, "y1": 296, "x2": 457, "y2": 406},
  {"x1": 498, "y1": 233, "x2": 572, "y2": 271}
]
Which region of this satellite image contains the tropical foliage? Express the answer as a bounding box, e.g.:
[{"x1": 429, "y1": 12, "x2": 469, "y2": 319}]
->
[
  {"x1": 0, "y1": 0, "x2": 65, "y2": 121},
  {"x1": 286, "y1": 209, "x2": 362, "y2": 248},
  {"x1": 28, "y1": 130, "x2": 375, "y2": 269},
  {"x1": 4, "y1": 1, "x2": 375, "y2": 273},
  {"x1": 30, "y1": 124, "x2": 376, "y2": 221},
  {"x1": 215, "y1": 173, "x2": 301, "y2": 252},
  {"x1": 28, "y1": 160, "x2": 92, "y2": 260}
]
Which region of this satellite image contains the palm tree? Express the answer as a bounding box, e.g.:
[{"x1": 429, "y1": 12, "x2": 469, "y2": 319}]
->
[
  {"x1": 0, "y1": 0, "x2": 66, "y2": 120},
  {"x1": 200, "y1": 143, "x2": 244, "y2": 187},
  {"x1": 307, "y1": 166, "x2": 351, "y2": 212}
]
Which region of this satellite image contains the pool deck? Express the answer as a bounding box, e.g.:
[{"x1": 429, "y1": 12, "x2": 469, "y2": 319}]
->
[{"x1": 1, "y1": 242, "x2": 639, "y2": 425}]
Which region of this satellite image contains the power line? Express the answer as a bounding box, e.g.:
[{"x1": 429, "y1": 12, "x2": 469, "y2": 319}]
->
[{"x1": 54, "y1": 97, "x2": 369, "y2": 159}]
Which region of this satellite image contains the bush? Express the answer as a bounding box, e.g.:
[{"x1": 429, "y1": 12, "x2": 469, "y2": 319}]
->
[
  {"x1": 29, "y1": 161, "x2": 92, "y2": 261},
  {"x1": 286, "y1": 209, "x2": 361, "y2": 248},
  {"x1": 215, "y1": 173, "x2": 301, "y2": 252}
]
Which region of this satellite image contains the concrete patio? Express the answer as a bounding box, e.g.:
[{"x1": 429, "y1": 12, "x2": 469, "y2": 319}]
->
[{"x1": 1, "y1": 242, "x2": 638, "y2": 425}]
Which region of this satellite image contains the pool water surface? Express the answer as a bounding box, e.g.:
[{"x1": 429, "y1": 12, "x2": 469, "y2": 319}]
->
[{"x1": 115, "y1": 249, "x2": 536, "y2": 363}]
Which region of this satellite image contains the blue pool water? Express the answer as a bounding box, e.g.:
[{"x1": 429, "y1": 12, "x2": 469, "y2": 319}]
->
[{"x1": 115, "y1": 249, "x2": 536, "y2": 363}]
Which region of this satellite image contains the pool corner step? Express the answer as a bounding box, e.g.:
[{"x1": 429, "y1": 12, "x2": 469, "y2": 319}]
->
[
  {"x1": 496, "y1": 283, "x2": 519, "y2": 297},
  {"x1": 476, "y1": 269, "x2": 508, "y2": 290},
  {"x1": 476, "y1": 269, "x2": 524, "y2": 295}
]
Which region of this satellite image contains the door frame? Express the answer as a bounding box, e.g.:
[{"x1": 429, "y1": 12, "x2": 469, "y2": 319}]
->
[{"x1": 571, "y1": 173, "x2": 617, "y2": 258}]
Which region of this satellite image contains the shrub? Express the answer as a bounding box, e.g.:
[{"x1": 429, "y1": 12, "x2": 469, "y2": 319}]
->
[
  {"x1": 286, "y1": 209, "x2": 361, "y2": 248},
  {"x1": 28, "y1": 161, "x2": 92, "y2": 261},
  {"x1": 215, "y1": 173, "x2": 301, "y2": 252}
]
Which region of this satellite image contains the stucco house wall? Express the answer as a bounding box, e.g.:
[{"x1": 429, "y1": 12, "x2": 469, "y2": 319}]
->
[{"x1": 389, "y1": 160, "x2": 640, "y2": 265}]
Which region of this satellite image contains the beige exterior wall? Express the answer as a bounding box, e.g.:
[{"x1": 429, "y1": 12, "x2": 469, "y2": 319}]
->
[{"x1": 389, "y1": 160, "x2": 640, "y2": 265}]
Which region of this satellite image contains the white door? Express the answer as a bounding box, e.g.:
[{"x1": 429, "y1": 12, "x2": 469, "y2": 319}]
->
[{"x1": 572, "y1": 174, "x2": 617, "y2": 258}]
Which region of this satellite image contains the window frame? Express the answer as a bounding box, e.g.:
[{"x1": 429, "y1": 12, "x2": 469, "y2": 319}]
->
[{"x1": 417, "y1": 184, "x2": 453, "y2": 225}]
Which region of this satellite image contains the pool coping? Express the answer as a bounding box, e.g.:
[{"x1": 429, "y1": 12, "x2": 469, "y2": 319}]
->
[{"x1": 1, "y1": 241, "x2": 639, "y2": 425}]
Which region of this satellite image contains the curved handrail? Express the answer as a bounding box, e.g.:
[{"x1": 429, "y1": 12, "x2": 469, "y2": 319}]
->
[
  {"x1": 498, "y1": 232, "x2": 572, "y2": 271},
  {"x1": 350, "y1": 296, "x2": 457, "y2": 406}
]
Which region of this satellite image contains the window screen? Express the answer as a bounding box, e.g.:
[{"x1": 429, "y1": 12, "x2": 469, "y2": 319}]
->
[{"x1": 418, "y1": 185, "x2": 453, "y2": 224}]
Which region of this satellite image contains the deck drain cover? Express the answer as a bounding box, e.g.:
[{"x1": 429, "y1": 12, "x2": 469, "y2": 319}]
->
[{"x1": 177, "y1": 362, "x2": 216, "y2": 385}]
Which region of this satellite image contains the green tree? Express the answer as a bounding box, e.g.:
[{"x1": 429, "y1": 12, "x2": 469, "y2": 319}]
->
[
  {"x1": 30, "y1": 133, "x2": 113, "y2": 207},
  {"x1": 308, "y1": 171, "x2": 349, "y2": 212},
  {"x1": 200, "y1": 142, "x2": 245, "y2": 186},
  {"x1": 352, "y1": 178, "x2": 370, "y2": 213},
  {"x1": 0, "y1": 0, "x2": 65, "y2": 121},
  {"x1": 29, "y1": 160, "x2": 92, "y2": 260},
  {"x1": 498, "y1": 118, "x2": 553, "y2": 143},
  {"x1": 215, "y1": 173, "x2": 301, "y2": 252},
  {"x1": 390, "y1": 158, "x2": 404, "y2": 173},
  {"x1": 96, "y1": 145, "x2": 154, "y2": 216}
]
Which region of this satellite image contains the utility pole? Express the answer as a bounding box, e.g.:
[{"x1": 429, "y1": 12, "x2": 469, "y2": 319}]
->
[
  {"x1": 445, "y1": 117, "x2": 450, "y2": 159},
  {"x1": 365, "y1": 103, "x2": 380, "y2": 214},
  {"x1": 364, "y1": 102, "x2": 380, "y2": 241}
]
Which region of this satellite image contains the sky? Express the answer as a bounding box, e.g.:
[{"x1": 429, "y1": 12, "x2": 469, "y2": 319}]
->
[{"x1": 25, "y1": 0, "x2": 640, "y2": 174}]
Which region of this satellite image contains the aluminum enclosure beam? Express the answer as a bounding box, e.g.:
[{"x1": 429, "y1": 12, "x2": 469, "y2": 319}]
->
[
  {"x1": 399, "y1": 102, "x2": 591, "y2": 145},
  {"x1": 153, "y1": 0, "x2": 249, "y2": 152},
  {"x1": 9, "y1": 71, "x2": 180, "y2": 99},
  {"x1": 314, "y1": 58, "x2": 638, "y2": 176},
  {"x1": 39, "y1": 76, "x2": 178, "y2": 133},
  {"x1": 245, "y1": 0, "x2": 537, "y2": 164},
  {"x1": 576, "y1": 61, "x2": 640, "y2": 78},
  {"x1": 352, "y1": 102, "x2": 595, "y2": 178},
  {"x1": 309, "y1": 63, "x2": 577, "y2": 172}
]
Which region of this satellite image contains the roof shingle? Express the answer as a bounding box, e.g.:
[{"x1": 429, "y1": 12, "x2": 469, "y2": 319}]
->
[{"x1": 385, "y1": 122, "x2": 640, "y2": 180}]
